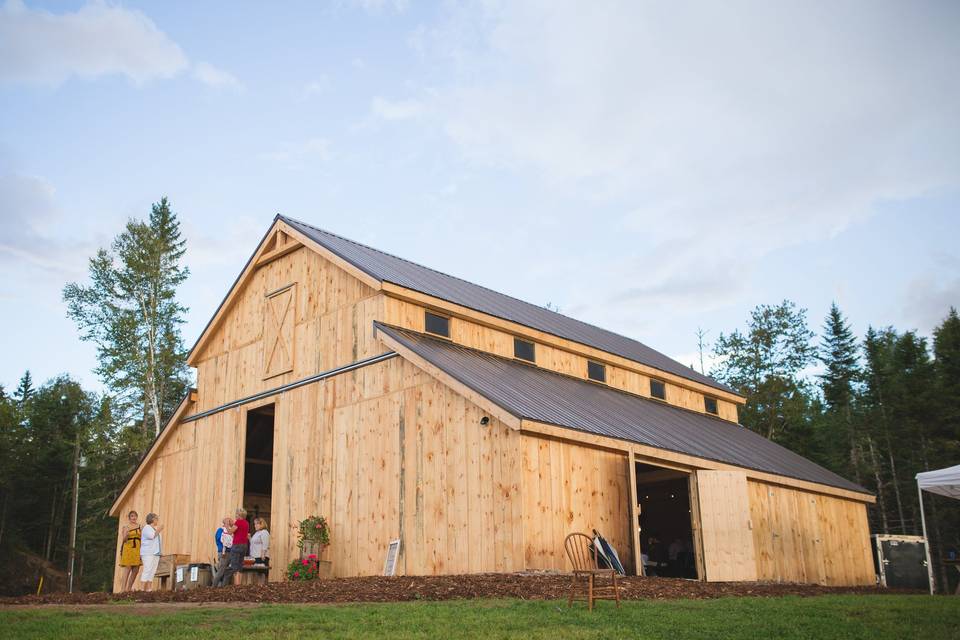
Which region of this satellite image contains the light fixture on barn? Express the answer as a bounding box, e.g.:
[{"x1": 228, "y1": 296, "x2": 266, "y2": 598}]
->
[{"x1": 479, "y1": 416, "x2": 490, "y2": 426}]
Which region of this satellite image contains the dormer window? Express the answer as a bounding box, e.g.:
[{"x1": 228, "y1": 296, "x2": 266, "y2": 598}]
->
[
  {"x1": 587, "y1": 360, "x2": 606, "y2": 383},
  {"x1": 650, "y1": 379, "x2": 666, "y2": 400},
  {"x1": 424, "y1": 311, "x2": 450, "y2": 338},
  {"x1": 514, "y1": 338, "x2": 536, "y2": 362},
  {"x1": 704, "y1": 396, "x2": 718, "y2": 415}
]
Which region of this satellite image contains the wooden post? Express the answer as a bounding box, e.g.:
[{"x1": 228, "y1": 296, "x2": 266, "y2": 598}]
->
[
  {"x1": 627, "y1": 451, "x2": 642, "y2": 576},
  {"x1": 67, "y1": 427, "x2": 80, "y2": 593}
]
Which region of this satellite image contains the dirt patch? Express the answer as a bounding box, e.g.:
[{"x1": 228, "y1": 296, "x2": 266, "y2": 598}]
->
[{"x1": 0, "y1": 573, "x2": 915, "y2": 607}]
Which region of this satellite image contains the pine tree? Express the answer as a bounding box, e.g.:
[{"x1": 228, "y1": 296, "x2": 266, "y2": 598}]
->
[
  {"x1": 817, "y1": 303, "x2": 862, "y2": 486},
  {"x1": 14, "y1": 371, "x2": 33, "y2": 406},
  {"x1": 63, "y1": 197, "x2": 191, "y2": 438},
  {"x1": 933, "y1": 308, "x2": 960, "y2": 453}
]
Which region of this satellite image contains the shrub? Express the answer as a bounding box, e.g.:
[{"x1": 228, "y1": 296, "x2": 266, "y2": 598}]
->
[{"x1": 286, "y1": 554, "x2": 320, "y2": 581}]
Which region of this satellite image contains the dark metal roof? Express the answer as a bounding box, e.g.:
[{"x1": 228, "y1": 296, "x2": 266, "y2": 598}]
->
[
  {"x1": 376, "y1": 323, "x2": 867, "y2": 495},
  {"x1": 280, "y1": 215, "x2": 736, "y2": 395}
]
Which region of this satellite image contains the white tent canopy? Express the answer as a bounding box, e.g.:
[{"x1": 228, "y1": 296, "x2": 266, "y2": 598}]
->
[
  {"x1": 916, "y1": 463, "x2": 960, "y2": 593},
  {"x1": 917, "y1": 464, "x2": 960, "y2": 499}
]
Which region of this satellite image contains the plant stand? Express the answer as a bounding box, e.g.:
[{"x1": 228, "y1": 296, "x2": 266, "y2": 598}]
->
[{"x1": 300, "y1": 542, "x2": 331, "y2": 578}]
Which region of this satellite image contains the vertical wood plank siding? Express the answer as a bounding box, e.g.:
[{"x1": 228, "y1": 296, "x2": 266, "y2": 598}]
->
[
  {"x1": 747, "y1": 480, "x2": 875, "y2": 586},
  {"x1": 193, "y1": 246, "x2": 386, "y2": 413},
  {"x1": 383, "y1": 296, "x2": 739, "y2": 423}
]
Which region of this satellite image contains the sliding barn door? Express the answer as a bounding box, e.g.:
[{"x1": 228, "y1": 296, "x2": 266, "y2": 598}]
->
[{"x1": 694, "y1": 470, "x2": 757, "y2": 582}]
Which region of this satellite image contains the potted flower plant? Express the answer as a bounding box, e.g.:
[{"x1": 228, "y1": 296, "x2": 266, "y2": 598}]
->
[{"x1": 296, "y1": 515, "x2": 330, "y2": 561}]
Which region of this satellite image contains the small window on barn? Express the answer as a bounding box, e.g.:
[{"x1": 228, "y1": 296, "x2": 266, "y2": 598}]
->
[
  {"x1": 587, "y1": 360, "x2": 606, "y2": 383},
  {"x1": 650, "y1": 379, "x2": 666, "y2": 400},
  {"x1": 514, "y1": 337, "x2": 536, "y2": 362},
  {"x1": 704, "y1": 396, "x2": 718, "y2": 415},
  {"x1": 424, "y1": 311, "x2": 450, "y2": 338}
]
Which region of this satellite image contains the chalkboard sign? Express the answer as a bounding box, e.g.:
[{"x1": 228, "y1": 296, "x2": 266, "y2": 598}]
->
[{"x1": 383, "y1": 539, "x2": 401, "y2": 576}]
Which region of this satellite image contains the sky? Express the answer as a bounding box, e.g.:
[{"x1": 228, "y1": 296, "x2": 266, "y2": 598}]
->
[{"x1": 1, "y1": 0, "x2": 958, "y2": 394}]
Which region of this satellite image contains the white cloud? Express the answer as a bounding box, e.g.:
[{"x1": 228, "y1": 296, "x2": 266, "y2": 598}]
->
[
  {"x1": 303, "y1": 76, "x2": 330, "y2": 98},
  {"x1": 260, "y1": 138, "x2": 333, "y2": 168},
  {"x1": 371, "y1": 96, "x2": 426, "y2": 121},
  {"x1": 0, "y1": 1, "x2": 240, "y2": 90},
  {"x1": 899, "y1": 266, "x2": 960, "y2": 334},
  {"x1": 0, "y1": 0, "x2": 188, "y2": 85},
  {"x1": 345, "y1": 0, "x2": 409, "y2": 15},
  {"x1": 0, "y1": 173, "x2": 92, "y2": 273},
  {"x1": 193, "y1": 61, "x2": 243, "y2": 91},
  {"x1": 399, "y1": 1, "x2": 960, "y2": 312}
]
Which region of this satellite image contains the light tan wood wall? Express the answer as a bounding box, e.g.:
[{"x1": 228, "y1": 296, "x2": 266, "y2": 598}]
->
[
  {"x1": 112, "y1": 406, "x2": 247, "y2": 592},
  {"x1": 747, "y1": 480, "x2": 875, "y2": 586},
  {"x1": 192, "y1": 246, "x2": 386, "y2": 412},
  {"x1": 384, "y1": 296, "x2": 738, "y2": 422},
  {"x1": 694, "y1": 470, "x2": 757, "y2": 582},
  {"x1": 115, "y1": 355, "x2": 527, "y2": 587},
  {"x1": 269, "y1": 355, "x2": 525, "y2": 578},
  {"x1": 520, "y1": 434, "x2": 633, "y2": 573}
]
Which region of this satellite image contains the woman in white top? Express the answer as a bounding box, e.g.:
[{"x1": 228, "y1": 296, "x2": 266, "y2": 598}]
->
[
  {"x1": 139, "y1": 512, "x2": 164, "y2": 591},
  {"x1": 250, "y1": 517, "x2": 270, "y2": 566}
]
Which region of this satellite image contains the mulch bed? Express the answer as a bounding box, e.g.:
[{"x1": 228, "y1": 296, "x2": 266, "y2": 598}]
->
[{"x1": 0, "y1": 573, "x2": 911, "y2": 606}]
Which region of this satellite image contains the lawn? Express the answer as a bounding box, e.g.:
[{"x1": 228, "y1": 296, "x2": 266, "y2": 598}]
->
[{"x1": 1, "y1": 595, "x2": 956, "y2": 640}]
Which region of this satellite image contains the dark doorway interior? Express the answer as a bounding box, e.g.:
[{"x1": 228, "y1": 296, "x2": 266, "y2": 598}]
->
[
  {"x1": 635, "y1": 463, "x2": 698, "y2": 579},
  {"x1": 243, "y1": 405, "x2": 274, "y2": 524}
]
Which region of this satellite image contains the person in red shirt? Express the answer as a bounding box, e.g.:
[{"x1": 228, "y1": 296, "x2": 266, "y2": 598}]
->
[{"x1": 214, "y1": 508, "x2": 249, "y2": 587}]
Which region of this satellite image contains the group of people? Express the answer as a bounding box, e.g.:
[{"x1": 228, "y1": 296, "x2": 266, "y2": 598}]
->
[
  {"x1": 117, "y1": 507, "x2": 271, "y2": 592},
  {"x1": 641, "y1": 534, "x2": 696, "y2": 578},
  {"x1": 211, "y1": 509, "x2": 271, "y2": 587},
  {"x1": 117, "y1": 510, "x2": 165, "y2": 591}
]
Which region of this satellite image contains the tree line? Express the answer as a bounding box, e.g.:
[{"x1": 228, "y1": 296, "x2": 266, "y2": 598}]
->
[
  {"x1": 0, "y1": 199, "x2": 189, "y2": 594},
  {"x1": 711, "y1": 301, "x2": 959, "y2": 591},
  {"x1": 0, "y1": 199, "x2": 955, "y2": 593}
]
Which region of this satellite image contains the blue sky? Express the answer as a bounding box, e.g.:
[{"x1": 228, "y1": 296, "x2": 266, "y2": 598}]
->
[{"x1": 1, "y1": 0, "x2": 958, "y2": 393}]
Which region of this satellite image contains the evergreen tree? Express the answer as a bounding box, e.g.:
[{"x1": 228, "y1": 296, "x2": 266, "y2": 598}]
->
[
  {"x1": 930, "y1": 309, "x2": 960, "y2": 591},
  {"x1": 63, "y1": 197, "x2": 191, "y2": 438},
  {"x1": 817, "y1": 303, "x2": 862, "y2": 484},
  {"x1": 933, "y1": 308, "x2": 960, "y2": 454},
  {"x1": 14, "y1": 371, "x2": 33, "y2": 406}
]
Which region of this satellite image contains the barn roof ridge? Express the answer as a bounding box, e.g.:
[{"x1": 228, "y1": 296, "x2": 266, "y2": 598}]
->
[{"x1": 278, "y1": 214, "x2": 737, "y2": 396}]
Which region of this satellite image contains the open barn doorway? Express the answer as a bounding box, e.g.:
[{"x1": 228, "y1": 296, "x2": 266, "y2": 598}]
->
[
  {"x1": 243, "y1": 404, "x2": 275, "y2": 525},
  {"x1": 634, "y1": 462, "x2": 699, "y2": 579}
]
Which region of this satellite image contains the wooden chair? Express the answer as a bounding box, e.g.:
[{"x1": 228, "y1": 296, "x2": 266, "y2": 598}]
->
[{"x1": 564, "y1": 532, "x2": 621, "y2": 611}]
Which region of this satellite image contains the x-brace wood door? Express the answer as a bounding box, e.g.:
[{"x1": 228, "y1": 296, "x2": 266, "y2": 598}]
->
[{"x1": 263, "y1": 284, "x2": 295, "y2": 379}]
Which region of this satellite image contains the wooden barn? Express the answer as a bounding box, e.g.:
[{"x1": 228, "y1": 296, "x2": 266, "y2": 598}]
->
[{"x1": 110, "y1": 215, "x2": 876, "y2": 589}]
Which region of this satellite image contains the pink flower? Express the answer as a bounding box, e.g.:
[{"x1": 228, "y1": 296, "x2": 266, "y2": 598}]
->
[
  {"x1": 302, "y1": 559, "x2": 308, "y2": 565},
  {"x1": 315, "y1": 524, "x2": 321, "y2": 529},
  {"x1": 308, "y1": 554, "x2": 317, "y2": 559},
  {"x1": 294, "y1": 572, "x2": 300, "y2": 578}
]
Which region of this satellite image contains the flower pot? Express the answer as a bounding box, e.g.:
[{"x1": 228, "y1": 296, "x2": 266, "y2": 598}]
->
[{"x1": 300, "y1": 541, "x2": 327, "y2": 561}]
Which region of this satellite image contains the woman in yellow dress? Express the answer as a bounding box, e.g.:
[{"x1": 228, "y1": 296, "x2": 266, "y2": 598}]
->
[{"x1": 118, "y1": 510, "x2": 142, "y2": 591}]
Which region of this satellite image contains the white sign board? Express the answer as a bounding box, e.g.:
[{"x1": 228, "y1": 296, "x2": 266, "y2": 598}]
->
[{"x1": 383, "y1": 539, "x2": 401, "y2": 576}]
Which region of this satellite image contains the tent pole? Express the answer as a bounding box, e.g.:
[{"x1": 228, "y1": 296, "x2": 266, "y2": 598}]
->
[{"x1": 917, "y1": 483, "x2": 935, "y2": 595}]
